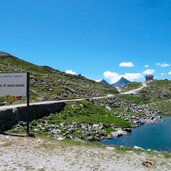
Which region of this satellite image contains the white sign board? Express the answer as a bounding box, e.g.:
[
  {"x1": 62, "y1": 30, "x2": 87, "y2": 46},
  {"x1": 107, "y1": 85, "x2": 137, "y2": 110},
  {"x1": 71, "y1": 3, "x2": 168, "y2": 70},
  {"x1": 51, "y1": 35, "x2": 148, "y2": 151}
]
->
[{"x1": 0, "y1": 73, "x2": 27, "y2": 97}]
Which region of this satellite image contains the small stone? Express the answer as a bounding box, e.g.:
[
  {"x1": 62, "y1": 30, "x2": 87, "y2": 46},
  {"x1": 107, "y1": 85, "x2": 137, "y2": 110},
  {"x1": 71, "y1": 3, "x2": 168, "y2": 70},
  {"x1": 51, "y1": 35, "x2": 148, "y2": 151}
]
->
[
  {"x1": 142, "y1": 161, "x2": 156, "y2": 169},
  {"x1": 134, "y1": 146, "x2": 144, "y2": 150},
  {"x1": 57, "y1": 137, "x2": 65, "y2": 141}
]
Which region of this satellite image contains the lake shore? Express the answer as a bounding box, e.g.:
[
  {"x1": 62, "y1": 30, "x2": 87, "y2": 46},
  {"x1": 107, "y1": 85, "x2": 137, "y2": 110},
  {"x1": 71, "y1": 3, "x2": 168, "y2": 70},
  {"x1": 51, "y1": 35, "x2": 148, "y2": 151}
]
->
[
  {"x1": 0, "y1": 134, "x2": 170, "y2": 171},
  {"x1": 101, "y1": 116, "x2": 171, "y2": 152},
  {"x1": 8, "y1": 98, "x2": 162, "y2": 142}
]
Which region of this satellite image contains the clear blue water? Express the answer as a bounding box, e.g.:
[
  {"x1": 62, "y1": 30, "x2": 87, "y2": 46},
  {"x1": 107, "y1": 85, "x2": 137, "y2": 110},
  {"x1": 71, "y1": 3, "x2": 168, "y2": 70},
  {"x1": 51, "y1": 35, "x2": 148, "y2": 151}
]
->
[{"x1": 101, "y1": 116, "x2": 171, "y2": 152}]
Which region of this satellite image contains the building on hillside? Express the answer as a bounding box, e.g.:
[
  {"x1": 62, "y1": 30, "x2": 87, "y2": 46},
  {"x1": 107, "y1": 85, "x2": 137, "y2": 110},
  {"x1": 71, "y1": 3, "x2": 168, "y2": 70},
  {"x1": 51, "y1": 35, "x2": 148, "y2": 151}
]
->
[{"x1": 145, "y1": 75, "x2": 154, "y2": 82}]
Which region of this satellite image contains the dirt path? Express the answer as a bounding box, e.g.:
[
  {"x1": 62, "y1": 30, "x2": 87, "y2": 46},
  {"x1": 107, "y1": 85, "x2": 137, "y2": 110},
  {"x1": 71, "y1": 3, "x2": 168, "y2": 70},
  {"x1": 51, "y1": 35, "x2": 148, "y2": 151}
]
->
[
  {"x1": 0, "y1": 95, "x2": 115, "y2": 111},
  {"x1": 0, "y1": 135, "x2": 170, "y2": 171},
  {"x1": 121, "y1": 83, "x2": 147, "y2": 95}
]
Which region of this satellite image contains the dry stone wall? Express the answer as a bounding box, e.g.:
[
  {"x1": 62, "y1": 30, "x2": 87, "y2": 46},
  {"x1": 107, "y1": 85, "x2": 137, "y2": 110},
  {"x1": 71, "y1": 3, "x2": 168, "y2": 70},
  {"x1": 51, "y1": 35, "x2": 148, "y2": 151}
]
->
[{"x1": 0, "y1": 102, "x2": 65, "y2": 132}]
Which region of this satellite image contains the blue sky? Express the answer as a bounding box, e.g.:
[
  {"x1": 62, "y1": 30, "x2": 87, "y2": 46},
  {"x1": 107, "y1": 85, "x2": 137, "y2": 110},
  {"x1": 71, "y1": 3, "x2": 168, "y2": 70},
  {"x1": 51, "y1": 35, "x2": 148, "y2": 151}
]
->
[{"x1": 0, "y1": 0, "x2": 171, "y2": 83}]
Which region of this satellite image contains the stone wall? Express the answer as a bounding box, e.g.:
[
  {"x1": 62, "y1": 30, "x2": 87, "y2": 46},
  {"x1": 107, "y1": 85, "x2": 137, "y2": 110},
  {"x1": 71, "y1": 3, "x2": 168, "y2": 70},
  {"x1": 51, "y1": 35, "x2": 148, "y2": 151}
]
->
[{"x1": 0, "y1": 102, "x2": 65, "y2": 132}]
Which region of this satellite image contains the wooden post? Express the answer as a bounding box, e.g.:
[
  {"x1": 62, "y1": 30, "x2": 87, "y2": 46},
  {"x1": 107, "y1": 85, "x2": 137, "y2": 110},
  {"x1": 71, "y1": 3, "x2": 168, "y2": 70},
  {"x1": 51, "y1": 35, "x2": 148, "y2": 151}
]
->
[{"x1": 26, "y1": 72, "x2": 30, "y2": 135}]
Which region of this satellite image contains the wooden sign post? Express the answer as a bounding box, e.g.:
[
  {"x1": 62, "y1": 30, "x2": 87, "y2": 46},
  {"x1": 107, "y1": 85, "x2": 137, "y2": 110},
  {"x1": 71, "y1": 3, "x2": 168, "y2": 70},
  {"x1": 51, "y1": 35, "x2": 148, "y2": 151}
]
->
[{"x1": 26, "y1": 72, "x2": 30, "y2": 135}]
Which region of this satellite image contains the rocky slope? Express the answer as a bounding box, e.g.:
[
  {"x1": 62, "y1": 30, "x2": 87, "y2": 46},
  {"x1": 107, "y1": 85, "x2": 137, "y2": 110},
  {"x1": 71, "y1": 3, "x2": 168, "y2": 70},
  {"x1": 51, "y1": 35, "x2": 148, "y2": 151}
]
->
[
  {"x1": 137, "y1": 80, "x2": 171, "y2": 115},
  {"x1": 0, "y1": 51, "x2": 117, "y2": 103},
  {"x1": 9, "y1": 96, "x2": 161, "y2": 141},
  {"x1": 139, "y1": 80, "x2": 171, "y2": 101}
]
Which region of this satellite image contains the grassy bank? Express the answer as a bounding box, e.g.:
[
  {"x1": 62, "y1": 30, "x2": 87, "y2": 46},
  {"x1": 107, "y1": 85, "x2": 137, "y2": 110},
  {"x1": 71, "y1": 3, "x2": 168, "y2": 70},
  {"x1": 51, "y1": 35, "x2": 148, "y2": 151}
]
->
[{"x1": 6, "y1": 100, "x2": 131, "y2": 140}]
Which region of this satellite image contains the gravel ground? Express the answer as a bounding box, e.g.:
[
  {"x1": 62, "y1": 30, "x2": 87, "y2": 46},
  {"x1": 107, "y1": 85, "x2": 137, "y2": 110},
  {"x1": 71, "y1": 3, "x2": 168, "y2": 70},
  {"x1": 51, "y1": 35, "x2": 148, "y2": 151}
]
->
[{"x1": 0, "y1": 135, "x2": 170, "y2": 171}]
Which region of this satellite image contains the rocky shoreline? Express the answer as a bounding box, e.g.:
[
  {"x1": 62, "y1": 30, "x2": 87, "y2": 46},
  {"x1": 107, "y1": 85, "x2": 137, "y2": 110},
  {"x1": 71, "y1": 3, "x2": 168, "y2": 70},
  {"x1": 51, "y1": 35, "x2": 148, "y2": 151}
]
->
[
  {"x1": 86, "y1": 97, "x2": 162, "y2": 138},
  {"x1": 88, "y1": 96, "x2": 162, "y2": 127},
  {"x1": 11, "y1": 96, "x2": 162, "y2": 142}
]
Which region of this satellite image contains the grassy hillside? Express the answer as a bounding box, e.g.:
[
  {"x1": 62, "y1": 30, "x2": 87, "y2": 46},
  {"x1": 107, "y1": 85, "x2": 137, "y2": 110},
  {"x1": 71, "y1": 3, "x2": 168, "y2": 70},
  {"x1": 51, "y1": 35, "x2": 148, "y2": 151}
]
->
[
  {"x1": 118, "y1": 80, "x2": 171, "y2": 115},
  {"x1": 134, "y1": 80, "x2": 171, "y2": 115},
  {"x1": 139, "y1": 80, "x2": 171, "y2": 101},
  {"x1": 147, "y1": 99, "x2": 171, "y2": 115},
  {"x1": 0, "y1": 52, "x2": 118, "y2": 103},
  {"x1": 121, "y1": 82, "x2": 142, "y2": 92}
]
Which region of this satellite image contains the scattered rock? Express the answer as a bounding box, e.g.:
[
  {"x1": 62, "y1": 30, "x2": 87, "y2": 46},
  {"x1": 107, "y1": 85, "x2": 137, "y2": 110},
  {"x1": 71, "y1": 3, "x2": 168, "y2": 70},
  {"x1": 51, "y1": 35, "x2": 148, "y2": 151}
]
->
[
  {"x1": 57, "y1": 137, "x2": 65, "y2": 141},
  {"x1": 0, "y1": 102, "x2": 7, "y2": 106},
  {"x1": 142, "y1": 161, "x2": 156, "y2": 169},
  {"x1": 105, "y1": 106, "x2": 112, "y2": 112},
  {"x1": 106, "y1": 147, "x2": 115, "y2": 150},
  {"x1": 111, "y1": 129, "x2": 127, "y2": 137},
  {"x1": 123, "y1": 128, "x2": 132, "y2": 133},
  {"x1": 134, "y1": 146, "x2": 144, "y2": 150}
]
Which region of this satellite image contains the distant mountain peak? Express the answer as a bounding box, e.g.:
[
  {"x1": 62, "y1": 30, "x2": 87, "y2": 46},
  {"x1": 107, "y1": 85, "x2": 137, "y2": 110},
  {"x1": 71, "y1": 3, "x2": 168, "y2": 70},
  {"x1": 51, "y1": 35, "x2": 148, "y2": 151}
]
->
[
  {"x1": 119, "y1": 77, "x2": 129, "y2": 82},
  {"x1": 100, "y1": 79, "x2": 111, "y2": 86},
  {"x1": 112, "y1": 77, "x2": 130, "y2": 88}
]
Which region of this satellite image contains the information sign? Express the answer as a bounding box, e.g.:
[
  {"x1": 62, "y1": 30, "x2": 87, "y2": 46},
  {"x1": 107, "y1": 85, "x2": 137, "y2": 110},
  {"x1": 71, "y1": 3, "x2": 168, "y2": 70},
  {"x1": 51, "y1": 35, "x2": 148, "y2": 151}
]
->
[{"x1": 0, "y1": 73, "x2": 27, "y2": 97}]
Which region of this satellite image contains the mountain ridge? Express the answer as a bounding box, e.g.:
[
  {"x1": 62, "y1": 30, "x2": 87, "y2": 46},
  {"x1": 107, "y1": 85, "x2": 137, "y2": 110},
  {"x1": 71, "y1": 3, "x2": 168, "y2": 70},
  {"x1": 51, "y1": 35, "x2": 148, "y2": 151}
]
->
[{"x1": 100, "y1": 77, "x2": 130, "y2": 88}]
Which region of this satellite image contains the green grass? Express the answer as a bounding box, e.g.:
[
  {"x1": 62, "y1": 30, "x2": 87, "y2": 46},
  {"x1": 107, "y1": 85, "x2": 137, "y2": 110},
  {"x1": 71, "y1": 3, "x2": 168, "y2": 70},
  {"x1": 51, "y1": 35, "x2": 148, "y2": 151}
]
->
[
  {"x1": 121, "y1": 82, "x2": 142, "y2": 92},
  {"x1": 118, "y1": 94, "x2": 149, "y2": 105},
  {"x1": 6, "y1": 100, "x2": 131, "y2": 140},
  {"x1": 0, "y1": 97, "x2": 5, "y2": 103},
  {"x1": 148, "y1": 99, "x2": 171, "y2": 115},
  {"x1": 139, "y1": 80, "x2": 171, "y2": 101},
  {"x1": 54, "y1": 101, "x2": 131, "y2": 127}
]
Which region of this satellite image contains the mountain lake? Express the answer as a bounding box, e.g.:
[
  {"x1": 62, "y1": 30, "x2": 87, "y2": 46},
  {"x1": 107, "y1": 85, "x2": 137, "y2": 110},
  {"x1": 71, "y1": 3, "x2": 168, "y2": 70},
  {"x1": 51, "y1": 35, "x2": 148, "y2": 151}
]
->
[{"x1": 101, "y1": 116, "x2": 171, "y2": 152}]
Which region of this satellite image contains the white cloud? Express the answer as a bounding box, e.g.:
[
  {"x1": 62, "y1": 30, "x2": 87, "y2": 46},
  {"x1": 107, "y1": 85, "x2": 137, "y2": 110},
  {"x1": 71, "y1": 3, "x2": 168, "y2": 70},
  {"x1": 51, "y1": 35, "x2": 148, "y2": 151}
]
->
[
  {"x1": 103, "y1": 71, "x2": 143, "y2": 84},
  {"x1": 103, "y1": 71, "x2": 121, "y2": 83},
  {"x1": 145, "y1": 65, "x2": 149, "y2": 68},
  {"x1": 156, "y1": 63, "x2": 171, "y2": 67},
  {"x1": 123, "y1": 73, "x2": 143, "y2": 81},
  {"x1": 143, "y1": 69, "x2": 155, "y2": 75},
  {"x1": 119, "y1": 62, "x2": 134, "y2": 67},
  {"x1": 168, "y1": 71, "x2": 171, "y2": 75},
  {"x1": 65, "y1": 70, "x2": 77, "y2": 75}
]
